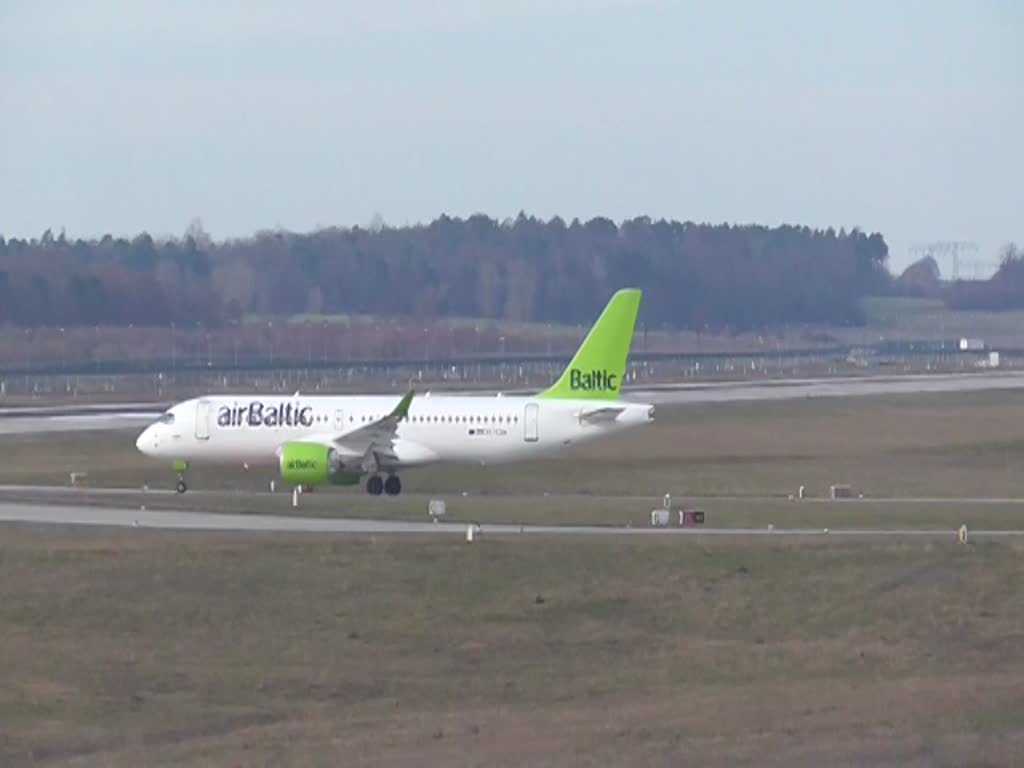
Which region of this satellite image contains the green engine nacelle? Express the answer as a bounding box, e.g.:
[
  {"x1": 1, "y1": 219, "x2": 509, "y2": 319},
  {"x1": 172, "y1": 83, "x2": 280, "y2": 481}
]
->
[{"x1": 278, "y1": 442, "x2": 360, "y2": 487}]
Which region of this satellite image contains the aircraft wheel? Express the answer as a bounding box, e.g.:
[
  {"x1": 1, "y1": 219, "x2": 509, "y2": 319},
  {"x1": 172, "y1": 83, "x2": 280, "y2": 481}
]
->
[
  {"x1": 366, "y1": 475, "x2": 384, "y2": 496},
  {"x1": 384, "y1": 475, "x2": 402, "y2": 496},
  {"x1": 175, "y1": 479, "x2": 188, "y2": 494}
]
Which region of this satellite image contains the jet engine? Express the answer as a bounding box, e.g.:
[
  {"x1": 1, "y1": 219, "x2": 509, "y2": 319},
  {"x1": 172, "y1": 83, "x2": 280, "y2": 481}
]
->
[{"x1": 278, "y1": 442, "x2": 360, "y2": 486}]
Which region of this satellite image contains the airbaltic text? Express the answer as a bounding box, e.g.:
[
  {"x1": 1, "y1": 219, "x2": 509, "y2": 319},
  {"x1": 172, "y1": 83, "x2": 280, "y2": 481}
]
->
[{"x1": 218, "y1": 401, "x2": 315, "y2": 428}]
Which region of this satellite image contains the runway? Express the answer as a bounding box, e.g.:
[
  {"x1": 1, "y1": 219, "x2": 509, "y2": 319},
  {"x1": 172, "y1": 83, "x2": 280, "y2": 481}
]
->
[
  {"x1": 0, "y1": 500, "x2": 1021, "y2": 539},
  {"x1": 3, "y1": 371, "x2": 1024, "y2": 435},
  {"x1": 0, "y1": 411, "x2": 159, "y2": 435},
  {"x1": 626, "y1": 371, "x2": 1024, "y2": 405}
]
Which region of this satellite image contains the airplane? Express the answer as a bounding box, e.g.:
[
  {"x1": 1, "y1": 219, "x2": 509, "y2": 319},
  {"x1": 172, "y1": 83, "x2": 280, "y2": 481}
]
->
[{"x1": 136, "y1": 288, "x2": 654, "y2": 496}]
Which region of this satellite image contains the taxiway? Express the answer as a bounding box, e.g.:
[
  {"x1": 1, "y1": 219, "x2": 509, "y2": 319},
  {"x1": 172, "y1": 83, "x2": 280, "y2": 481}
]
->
[{"x1": 0, "y1": 500, "x2": 1019, "y2": 539}]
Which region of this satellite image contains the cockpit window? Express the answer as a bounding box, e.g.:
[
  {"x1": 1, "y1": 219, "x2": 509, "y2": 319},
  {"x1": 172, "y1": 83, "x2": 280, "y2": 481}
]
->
[{"x1": 158, "y1": 412, "x2": 175, "y2": 425}]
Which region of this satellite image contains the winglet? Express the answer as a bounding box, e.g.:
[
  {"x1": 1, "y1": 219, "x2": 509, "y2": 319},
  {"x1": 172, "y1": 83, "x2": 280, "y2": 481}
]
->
[{"x1": 391, "y1": 389, "x2": 415, "y2": 421}]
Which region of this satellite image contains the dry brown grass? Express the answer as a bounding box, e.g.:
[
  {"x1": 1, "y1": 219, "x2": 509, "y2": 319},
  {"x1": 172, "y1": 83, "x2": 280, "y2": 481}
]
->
[{"x1": 0, "y1": 529, "x2": 1022, "y2": 766}]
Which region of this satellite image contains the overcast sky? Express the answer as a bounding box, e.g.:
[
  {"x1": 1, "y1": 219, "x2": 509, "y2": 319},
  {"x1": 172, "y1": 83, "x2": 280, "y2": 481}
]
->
[{"x1": 1, "y1": 0, "x2": 1020, "y2": 274}]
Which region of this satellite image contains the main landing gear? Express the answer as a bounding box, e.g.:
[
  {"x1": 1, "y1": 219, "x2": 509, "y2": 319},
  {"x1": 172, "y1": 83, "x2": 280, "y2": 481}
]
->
[{"x1": 366, "y1": 474, "x2": 402, "y2": 496}]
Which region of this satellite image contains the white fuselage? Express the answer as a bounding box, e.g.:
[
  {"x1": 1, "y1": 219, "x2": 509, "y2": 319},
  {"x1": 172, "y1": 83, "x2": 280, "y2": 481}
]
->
[{"x1": 136, "y1": 393, "x2": 654, "y2": 471}]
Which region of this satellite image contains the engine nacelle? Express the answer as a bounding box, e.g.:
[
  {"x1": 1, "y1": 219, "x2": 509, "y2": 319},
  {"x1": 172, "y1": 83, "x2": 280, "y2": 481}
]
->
[{"x1": 278, "y1": 442, "x2": 360, "y2": 487}]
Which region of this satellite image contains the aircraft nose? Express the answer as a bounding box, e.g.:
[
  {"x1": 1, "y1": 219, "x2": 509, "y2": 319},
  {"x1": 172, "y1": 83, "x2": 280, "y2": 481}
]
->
[{"x1": 136, "y1": 427, "x2": 155, "y2": 454}]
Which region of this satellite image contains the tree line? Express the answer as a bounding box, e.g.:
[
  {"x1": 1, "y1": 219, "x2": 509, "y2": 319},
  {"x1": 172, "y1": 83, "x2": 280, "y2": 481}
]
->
[
  {"x1": 0, "y1": 215, "x2": 895, "y2": 330},
  {"x1": 893, "y1": 243, "x2": 1024, "y2": 311},
  {"x1": 945, "y1": 244, "x2": 1024, "y2": 311}
]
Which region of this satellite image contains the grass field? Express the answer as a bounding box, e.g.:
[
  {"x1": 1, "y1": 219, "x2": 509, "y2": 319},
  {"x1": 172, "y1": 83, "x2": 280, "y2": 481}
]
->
[
  {"x1": 4, "y1": 389, "x2": 1024, "y2": 765},
  {"x1": 860, "y1": 296, "x2": 1024, "y2": 342},
  {"x1": 2, "y1": 529, "x2": 1023, "y2": 767}
]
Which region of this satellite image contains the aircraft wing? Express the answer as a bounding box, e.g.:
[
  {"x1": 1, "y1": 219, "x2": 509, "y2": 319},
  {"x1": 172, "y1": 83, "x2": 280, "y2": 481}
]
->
[
  {"x1": 579, "y1": 406, "x2": 625, "y2": 424},
  {"x1": 332, "y1": 390, "x2": 414, "y2": 468}
]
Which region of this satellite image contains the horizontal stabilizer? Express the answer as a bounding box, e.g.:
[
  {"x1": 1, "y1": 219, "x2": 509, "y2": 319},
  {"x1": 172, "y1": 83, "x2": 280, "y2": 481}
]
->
[{"x1": 579, "y1": 406, "x2": 625, "y2": 424}]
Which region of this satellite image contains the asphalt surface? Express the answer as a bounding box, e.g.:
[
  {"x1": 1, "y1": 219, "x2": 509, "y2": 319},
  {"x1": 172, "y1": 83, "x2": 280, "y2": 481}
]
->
[
  {"x1": 626, "y1": 371, "x2": 1024, "y2": 404},
  {"x1": 0, "y1": 500, "x2": 1020, "y2": 539},
  {"x1": 3, "y1": 371, "x2": 1024, "y2": 435},
  {"x1": 3, "y1": 484, "x2": 1024, "y2": 507},
  {"x1": 0, "y1": 412, "x2": 159, "y2": 435}
]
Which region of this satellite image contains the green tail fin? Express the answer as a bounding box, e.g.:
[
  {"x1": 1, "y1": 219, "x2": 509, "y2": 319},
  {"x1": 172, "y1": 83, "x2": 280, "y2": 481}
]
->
[{"x1": 538, "y1": 288, "x2": 642, "y2": 401}]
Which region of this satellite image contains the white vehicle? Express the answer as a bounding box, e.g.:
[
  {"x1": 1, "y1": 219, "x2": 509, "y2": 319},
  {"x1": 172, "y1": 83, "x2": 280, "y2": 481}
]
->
[{"x1": 136, "y1": 289, "x2": 654, "y2": 496}]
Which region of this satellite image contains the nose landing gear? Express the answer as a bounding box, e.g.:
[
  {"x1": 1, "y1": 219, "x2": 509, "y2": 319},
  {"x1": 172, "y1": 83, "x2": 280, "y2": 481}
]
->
[{"x1": 173, "y1": 460, "x2": 190, "y2": 494}]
